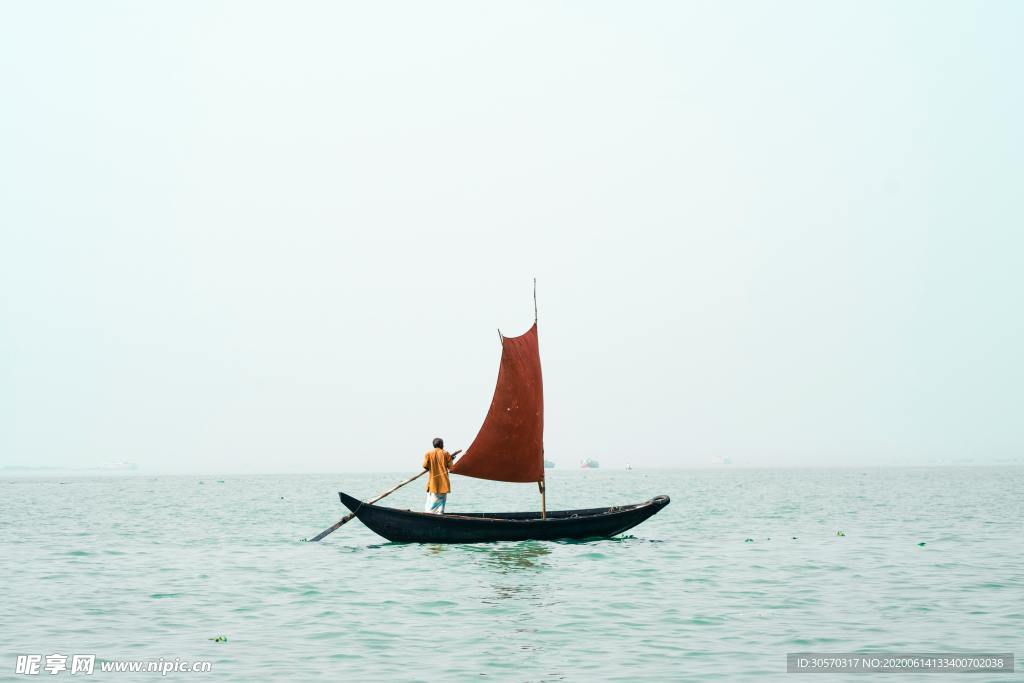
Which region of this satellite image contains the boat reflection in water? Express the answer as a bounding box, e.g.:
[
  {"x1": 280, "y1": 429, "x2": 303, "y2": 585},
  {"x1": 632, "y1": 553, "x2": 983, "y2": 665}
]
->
[
  {"x1": 423, "y1": 540, "x2": 552, "y2": 604},
  {"x1": 427, "y1": 540, "x2": 552, "y2": 571},
  {"x1": 475, "y1": 542, "x2": 552, "y2": 605},
  {"x1": 479, "y1": 541, "x2": 551, "y2": 573},
  {"x1": 423, "y1": 540, "x2": 551, "y2": 572}
]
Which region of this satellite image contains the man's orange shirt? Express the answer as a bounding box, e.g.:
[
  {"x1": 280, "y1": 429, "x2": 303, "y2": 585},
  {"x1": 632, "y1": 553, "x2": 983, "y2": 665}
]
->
[{"x1": 422, "y1": 448, "x2": 453, "y2": 494}]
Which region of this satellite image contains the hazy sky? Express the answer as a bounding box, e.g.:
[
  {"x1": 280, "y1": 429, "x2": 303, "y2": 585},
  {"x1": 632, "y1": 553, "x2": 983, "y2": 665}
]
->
[{"x1": 2, "y1": 1, "x2": 1021, "y2": 473}]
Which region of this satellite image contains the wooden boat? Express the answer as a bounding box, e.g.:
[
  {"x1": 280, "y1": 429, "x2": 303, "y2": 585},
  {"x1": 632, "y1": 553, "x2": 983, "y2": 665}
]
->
[
  {"x1": 338, "y1": 491, "x2": 670, "y2": 543},
  {"x1": 333, "y1": 284, "x2": 669, "y2": 543}
]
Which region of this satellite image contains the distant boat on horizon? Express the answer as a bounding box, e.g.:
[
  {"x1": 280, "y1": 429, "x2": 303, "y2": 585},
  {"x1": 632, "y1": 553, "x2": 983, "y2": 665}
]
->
[
  {"x1": 580, "y1": 459, "x2": 600, "y2": 469},
  {"x1": 544, "y1": 459, "x2": 556, "y2": 468}
]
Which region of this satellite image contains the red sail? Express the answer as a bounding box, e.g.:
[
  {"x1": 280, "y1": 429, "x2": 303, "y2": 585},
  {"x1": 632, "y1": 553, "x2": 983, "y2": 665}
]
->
[{"x1": 451, "y1": 323, "x2": 544, "y2": 483}]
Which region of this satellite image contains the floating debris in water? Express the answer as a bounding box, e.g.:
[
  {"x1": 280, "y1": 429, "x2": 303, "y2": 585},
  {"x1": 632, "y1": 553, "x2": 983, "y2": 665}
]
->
[
  {"x1": 217, "y1": 480, "x2": 225, "y2": 484},
  {"x1": 917, "y1": 542, "x2": 927, "y2": 547},
  {"x1": 744, "y1": 538, "x2": 754, "y2": 543},
  {"x1": 209, "y1": 636, "x2": 227, "y2": 643},
  {"x1": 836, "y1": 531, "x2": 846, "y2": 537},
  {"x1": 791, "y1": 537, "x2": 798, "y2": 540}
]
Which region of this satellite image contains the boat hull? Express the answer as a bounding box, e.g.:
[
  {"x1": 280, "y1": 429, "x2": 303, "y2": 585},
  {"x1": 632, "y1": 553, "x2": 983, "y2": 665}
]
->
[{"x1": 338, "y1": 491, "x2": 670, "y2": 543}]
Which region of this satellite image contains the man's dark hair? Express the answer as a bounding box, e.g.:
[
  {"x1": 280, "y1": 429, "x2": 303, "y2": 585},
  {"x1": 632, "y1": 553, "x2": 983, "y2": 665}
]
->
[{"x1": 432, "y1": 437, "x2": 443, "y2": 449}]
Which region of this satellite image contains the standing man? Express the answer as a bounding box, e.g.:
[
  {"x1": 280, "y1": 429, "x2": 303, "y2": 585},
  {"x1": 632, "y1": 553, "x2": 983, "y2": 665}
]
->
[{"x1": 422, "y1": 437, "x2": 454, "y2": 514}]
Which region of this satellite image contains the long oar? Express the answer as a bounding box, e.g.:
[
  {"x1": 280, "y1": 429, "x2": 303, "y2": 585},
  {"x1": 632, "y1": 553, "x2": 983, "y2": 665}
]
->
[{"x1": 307, "y1": 449, "x2": 461, "y2": 542}]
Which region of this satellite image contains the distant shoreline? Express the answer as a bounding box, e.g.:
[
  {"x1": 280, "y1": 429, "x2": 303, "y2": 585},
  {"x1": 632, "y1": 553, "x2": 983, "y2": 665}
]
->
[{"x1": 3, "y1": 463, "x2": 1021, "y2": 480}]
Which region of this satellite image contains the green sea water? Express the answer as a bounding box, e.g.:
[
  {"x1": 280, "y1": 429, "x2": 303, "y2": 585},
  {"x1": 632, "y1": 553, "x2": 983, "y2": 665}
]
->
[{"x1": 1, "y1": 468, "x2": 1020, "y2": 681}]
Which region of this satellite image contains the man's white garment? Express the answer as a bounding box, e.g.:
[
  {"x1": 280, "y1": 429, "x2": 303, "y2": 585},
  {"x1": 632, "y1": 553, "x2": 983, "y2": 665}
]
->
[{"x1": 424, "y1": 492, "x2": 447, "y2": 514}]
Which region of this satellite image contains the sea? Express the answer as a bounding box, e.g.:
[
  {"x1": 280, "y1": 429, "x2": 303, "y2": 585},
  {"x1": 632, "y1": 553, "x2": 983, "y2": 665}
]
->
[{"x1": 1, "y1": 467, "x2": 1020, "y2": 681}]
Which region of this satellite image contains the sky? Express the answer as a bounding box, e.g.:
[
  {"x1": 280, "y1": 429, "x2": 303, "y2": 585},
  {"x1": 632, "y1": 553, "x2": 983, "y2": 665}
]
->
[{"x1": 1, "y1": 1, "x2": 1021, "y2": 473}]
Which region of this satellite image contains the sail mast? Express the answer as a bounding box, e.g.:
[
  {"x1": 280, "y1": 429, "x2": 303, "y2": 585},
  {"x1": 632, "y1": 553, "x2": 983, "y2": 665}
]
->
[{"x1": 535, "y1": 278, "x2": 545, "y2": 519}]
